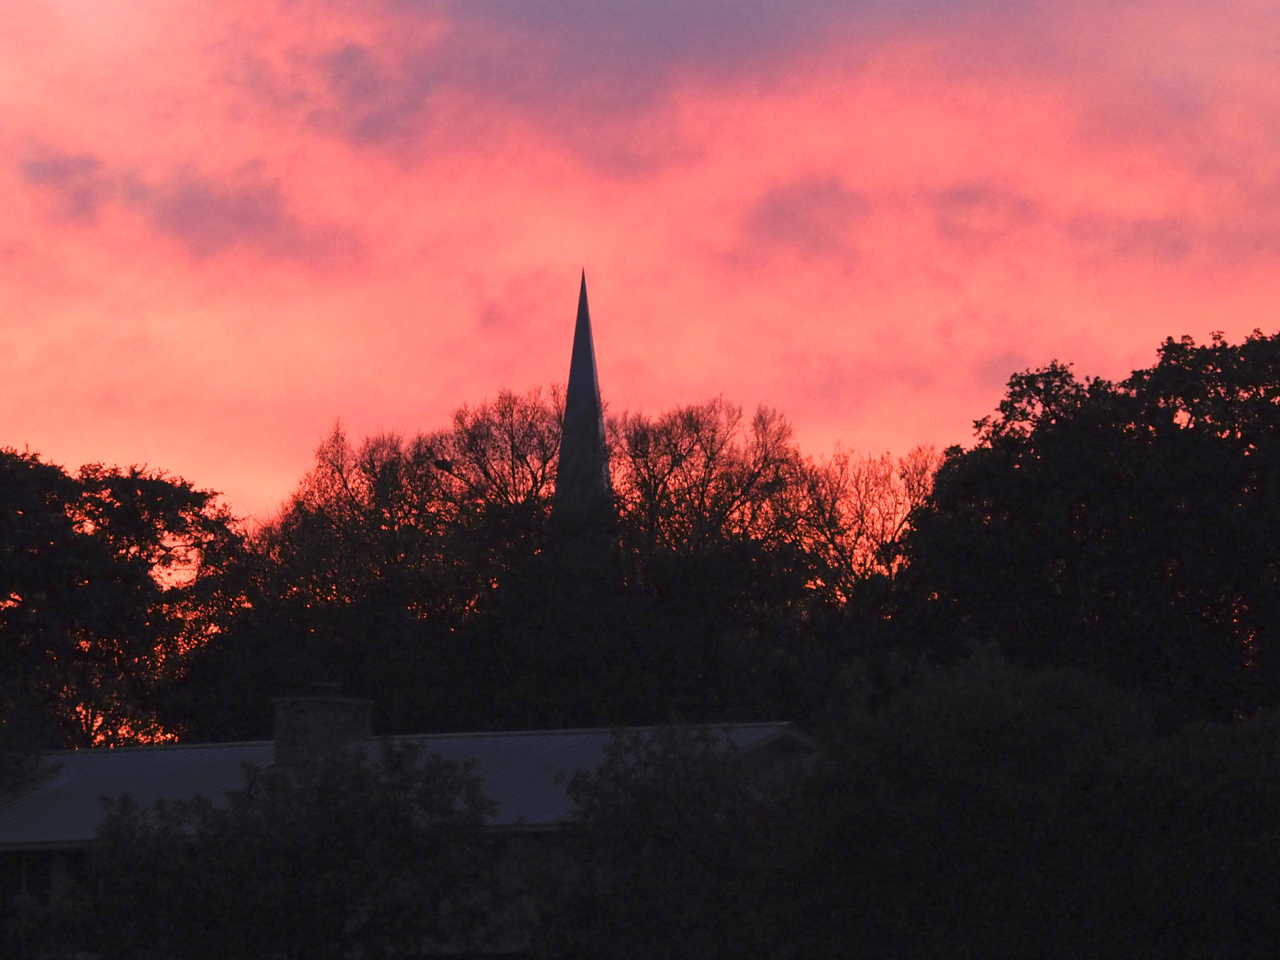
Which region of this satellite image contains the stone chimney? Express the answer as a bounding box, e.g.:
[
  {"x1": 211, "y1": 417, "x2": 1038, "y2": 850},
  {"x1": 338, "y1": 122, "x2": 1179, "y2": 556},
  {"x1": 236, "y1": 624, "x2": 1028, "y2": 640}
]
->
[{"x1": 272, "y1": 692, "x2": 373, "y2": 768}]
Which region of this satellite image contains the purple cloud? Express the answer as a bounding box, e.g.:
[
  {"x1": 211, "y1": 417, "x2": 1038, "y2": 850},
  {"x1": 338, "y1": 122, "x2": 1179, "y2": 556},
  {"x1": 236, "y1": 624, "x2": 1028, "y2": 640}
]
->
[
  {"x1": 20, "y1": 152, "x2": 114, "y2": 223},
  {"x1": 744, "y1": 177, "x2": 870, "y2": 259},
  {"x1": 20, "y1": 150, "x2": 359, "y2": 265},
  {"x1": 130, "y1": 172, "x2": 359, "y2": 262},
  {"x1": 931, "y1": 184, "x2": 1042, "y2": 252},
  {"x1": 313, "y1": 43, "x2": 437, "y2": 148}
]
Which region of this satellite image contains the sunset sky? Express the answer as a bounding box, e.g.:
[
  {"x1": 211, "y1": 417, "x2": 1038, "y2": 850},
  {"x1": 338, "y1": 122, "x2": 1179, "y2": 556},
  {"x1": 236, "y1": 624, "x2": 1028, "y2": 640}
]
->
[{"x1": 3, "y1": 0, "x2": 1278, "y2": 520}]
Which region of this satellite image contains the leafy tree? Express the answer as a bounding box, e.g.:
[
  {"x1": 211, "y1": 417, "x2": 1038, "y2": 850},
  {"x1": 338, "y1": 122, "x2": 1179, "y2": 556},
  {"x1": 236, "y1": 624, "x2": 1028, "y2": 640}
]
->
[
  {"x1": 536, "y1": 726, "x2": 789, "y2": 960},
  {"x1": 73, "y1": 742, "x2": 501, "y2": 960},
  {"x1": 0, "y1": 448, "x2": 239, "y2": 748},
  {"x1": 897, "y1": 330, "x2": 1280, "y2": 720},
  {"x1": 796, "y1": 652, "x2": 1153, "y2": 958},
  {"x1": 794, "y1": 650, "x2": 1280, "y2": 959}
]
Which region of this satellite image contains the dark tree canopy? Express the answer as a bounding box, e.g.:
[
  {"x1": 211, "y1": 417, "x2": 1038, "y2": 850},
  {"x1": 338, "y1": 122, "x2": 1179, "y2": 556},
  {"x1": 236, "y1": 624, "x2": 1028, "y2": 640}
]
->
[
  {"x1": 535, "y1": 654, "x2": 1280, "y2": 960},
  {"x1": 897, "y1": 330, "x2": 1280, "y2": 720},
  {"x1": 538, "y1": 726, "x2": 789, "y2": 960},
  {"x1": 0, "y1": 449, "x2": 239, "y2": 750},
  {"x1": 71, "y1": 742, "x2": 500, "y2": 960}
]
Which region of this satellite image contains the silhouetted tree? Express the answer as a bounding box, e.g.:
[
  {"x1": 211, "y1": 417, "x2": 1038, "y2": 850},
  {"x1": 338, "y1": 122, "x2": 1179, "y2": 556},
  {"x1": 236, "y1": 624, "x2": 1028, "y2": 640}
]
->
[
  {"x1": 612, "y1": 398, "x2": 937, "y2": 593},
  {"x1": 536, "y1": 726, "x2": 789, "y2": 960},
  {"x1": 537, "y1": 653, "x2": 1280, "y2": 960},
  {"x1": 70, "y1": 742, "x2": 501, "y2": 960},
  {"x1": 896, "y1": 330, "x2": 1280, "y2": 721},
  {"x1": 165, "y1": 390, "x2": 565, "y2": 739},
  {"x1": 0, "y1": 449, "x2": 239, "y2": 749}
]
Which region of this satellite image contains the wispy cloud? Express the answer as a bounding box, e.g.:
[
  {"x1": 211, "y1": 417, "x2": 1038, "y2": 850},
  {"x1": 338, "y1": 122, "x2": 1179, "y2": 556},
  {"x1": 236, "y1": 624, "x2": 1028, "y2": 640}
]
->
[
  {"x1": 742, "y1": 177, "x2": 869, "y2": 261},
  {"x1": 930, "y1": 184, "x2": 1042, "y2": 253},
  {"x1": 21, "y1": 150, "x2": 360, "y2": 265},
  {"x1": 130, "y1": 170, "x2": 360, "y2": 262},
  {"x1": 21, "y1": 153, "x2": 114, "y2": 223}
]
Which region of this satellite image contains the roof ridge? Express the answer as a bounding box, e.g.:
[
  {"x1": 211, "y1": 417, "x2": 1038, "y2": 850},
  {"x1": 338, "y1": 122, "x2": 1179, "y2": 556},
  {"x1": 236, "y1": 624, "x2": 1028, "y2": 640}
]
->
[
  {"x1": 37, "y1": 722, "x2": 800, "y2": 756},
  {"x1": 41, "y1": 739, "x2": 273, "y2": 756},
  {"x1": 385, "y1": 721, "x2": 797, "y2": 740}
]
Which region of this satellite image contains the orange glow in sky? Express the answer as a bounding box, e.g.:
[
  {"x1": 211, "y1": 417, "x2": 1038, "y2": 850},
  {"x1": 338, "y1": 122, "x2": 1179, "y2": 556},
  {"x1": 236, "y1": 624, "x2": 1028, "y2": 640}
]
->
[{"x1": 3, "y1": 0, "x2": 1279, "y2": 520}]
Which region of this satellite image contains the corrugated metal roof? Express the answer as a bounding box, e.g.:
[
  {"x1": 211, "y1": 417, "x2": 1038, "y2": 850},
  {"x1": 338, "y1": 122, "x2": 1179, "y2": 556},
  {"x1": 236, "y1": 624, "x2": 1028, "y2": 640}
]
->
[{"x1": 0, "y1": 723, "x2": 805, "y2": 850}]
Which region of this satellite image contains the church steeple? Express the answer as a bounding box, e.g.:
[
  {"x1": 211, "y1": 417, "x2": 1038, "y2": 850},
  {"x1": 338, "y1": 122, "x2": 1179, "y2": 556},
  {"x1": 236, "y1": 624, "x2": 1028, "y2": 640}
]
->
[{"x1": 554, "y1": 271, "x2": 612, "y2": 524}]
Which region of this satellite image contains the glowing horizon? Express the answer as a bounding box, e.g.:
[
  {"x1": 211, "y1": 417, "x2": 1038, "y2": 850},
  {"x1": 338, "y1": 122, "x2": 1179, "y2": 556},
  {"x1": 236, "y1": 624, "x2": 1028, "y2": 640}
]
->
[{"x1": 3, "y1": 0, "x2": 1278, "y2": 521}]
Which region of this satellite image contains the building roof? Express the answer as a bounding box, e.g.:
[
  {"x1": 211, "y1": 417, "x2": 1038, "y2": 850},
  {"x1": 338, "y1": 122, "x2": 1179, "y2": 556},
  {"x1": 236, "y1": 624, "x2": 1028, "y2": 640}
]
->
[{"x1": 0, "y1": 723, "x2": 811, "y2": 851}]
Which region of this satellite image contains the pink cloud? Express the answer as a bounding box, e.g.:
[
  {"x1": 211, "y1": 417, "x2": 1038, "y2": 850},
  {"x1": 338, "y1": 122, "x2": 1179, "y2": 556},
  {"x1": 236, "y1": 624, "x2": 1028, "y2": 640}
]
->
[{"x1": 1, "y1": 0, "x2": 1279, "y2": 519}]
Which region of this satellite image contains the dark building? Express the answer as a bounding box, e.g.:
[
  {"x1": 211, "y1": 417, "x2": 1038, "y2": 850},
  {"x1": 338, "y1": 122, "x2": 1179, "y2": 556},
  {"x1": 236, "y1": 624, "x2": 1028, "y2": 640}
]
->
[{"x1": 0, "y1": 697, "x2": 810, "y2": 903}]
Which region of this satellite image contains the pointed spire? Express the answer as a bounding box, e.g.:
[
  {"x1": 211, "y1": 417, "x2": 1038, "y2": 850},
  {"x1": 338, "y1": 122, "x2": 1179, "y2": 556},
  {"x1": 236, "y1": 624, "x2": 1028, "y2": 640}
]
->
[{"x1": 554, "y1": 271, "x2": 613, "y2": 526}]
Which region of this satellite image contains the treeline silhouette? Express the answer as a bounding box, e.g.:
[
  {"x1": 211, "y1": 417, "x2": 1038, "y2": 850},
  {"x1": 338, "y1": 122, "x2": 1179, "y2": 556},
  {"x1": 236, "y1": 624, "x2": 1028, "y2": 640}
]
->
[
  {"x1": 161, "y1": 391, "x2": 938, "y2": 742},
  {"x1": 5, "y1": 329, "x2": 1280, "y2": 958}
]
